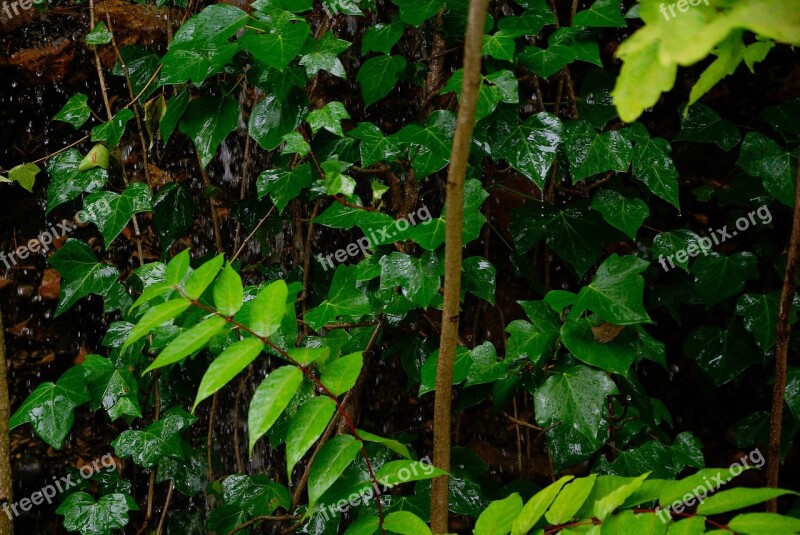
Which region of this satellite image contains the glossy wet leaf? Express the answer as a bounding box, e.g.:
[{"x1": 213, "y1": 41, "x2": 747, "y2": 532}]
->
[
  {"x1": 683, "y1": 323, "x2": 759, "y2": 387},
  {"x1": 48, "y1": 239, "x2": 121, "y2": 317},
  {"x1": 379, "y1": 251, "x2": 443, "y2": 308},
  {"x1": 304, "y1": 265, "x2": 375, "y2": 329},
  {"x1": 249, "y1": 279, "x2": 288, "y2": 337},
  {"x1": 390, "y1": 0, "x2": 444, "y2": 26},
  {"x1": 349, "y1": 122, "x2": 402, "y2": 167},
  {"x1": 357, "y1": 55, "x2": 407, "y2": 108},
  {"x1": 691, "y1": 252, "x2": 758, "y2": 306},
  {"x1": 144, "y1": 315, "x2": 228, "y2": 373},
  {"x1": 153, "y1": 183, "x2": 198, "y2": 253},
  {"x1": 573, "y1": 0, "x2": 626, "y2": 27},
  {"x1": 391, "y1": 110, "x2": 455, "y2": 178},
  {"x1": 53, "y1": 93, "x2": 91, "y2": 129},
  {"x1": 46, "y1": 149, "x2": 108, "y2": 213},
  {"x1": 257, "y1": 162, "x2": 314, "y2": 212},
  {"x1": 124, "y1": 299, "x2": 192, "y2": 348},
  {"x1": 520, "y1": 44, "x2": 575, "y2": 78},
  {"x1": 308, "y1": 434, "x2": 362, "y2": 507},
  {"x1": 591, "y1": 190, "x2": 649, "y2": 239},
  {"x1": 492, "y1": 112, "x2": 562, "y2": 189},
  {"x1": 112, "y1": 407, "x2": 197, "y2": 467},
  {"x1": 180, "y1": 95, "x2": 239, "y2": 167},
  {"x1": 675, "y1": 102, "x2": 741, "y2": 151},
  {"x1": 9, "y1": 366, "x2": 88, "y2": 449},
  {"x1": 561, "y1": 318, "x2": 638, "y2": 374},
  {"x1": 248, "y1": 366, "x2": 304, "y2": 453},
  {"x1": 240, "y1": 19, "x2": 310, "y2": 70},
  {"x1": 213, "y1": 264, "x2": 244, "y2": 317},
  {"x1": 462, "y1": 256, "x2": 496, "y2": 304},
  {"x1": 83, "y1": 182, "x2": 152, "y2": 246},
  {"x1": 184, "y1": 254, "x2": 225, "y2": 299},
  {"x1": 506, "y1": 301, "x2": 560, "y2": 366},
  {"x1": 362, "y1": 19, "x2": 406, "y2": 55},
  {"x1": 735, "y1": 292, "x2": 782, "y2": 350},
  {"x1": 629, "y1": 127, "x2": 680, "y2": 209},
  {"x1": 194, "y1": 337, "x2": 264, "y2": 409},
  {"x1": 572, "y1": 254, "x2": 651, "y2": 325},
  {"x1": 91, "y1": 108, "x2": 135, "y2": 147},
  {"x1": 78, "y1": 144, "x2": 110, "y2": 172},
  {"x1": 564, "y1": 120, "x2": 633, "y2": 182},
  {"x1": 299, "y1": 32, "x2": 351, "y2": 78},
  {"x1": 83, "y1": 354, "x2": 142, "y2": 421},
  {"x1": 737, "y1": 131, "x2": 796, "y2": 206},
  {"x1": 56, "y1": 493, "x2": 130, "y2": 535},
  {"x1": 159, "y1": 89, "x2": 190, "y2": 144},
  {"x1": 286, "y1": 396, "x2": 337, "y2": 477},
  {"x1": 321, "y1": 351, "x2": 363, "y2": 396},
  {"x1": 249, "y1": 91, "x2": 308, "y2": 151}
]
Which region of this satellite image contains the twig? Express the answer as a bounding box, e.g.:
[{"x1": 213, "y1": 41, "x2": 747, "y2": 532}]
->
[
  {"x1": 503, "y1": 411, "x2": 543, "y2": 431},
  {"x1": 208, "y1": 392, "x2": 218, "y2": 482},
  {"x1": 196, "y1": 152, "x2": 224, "y2": 255},
  {"x1": 231, "y1": 205, "x2": 276, "y2": 262},
  {"x1": 155, "y1": 482, "x2": 173, "y2": 535},
  {"x1": 766, "y1": 157, "x2": 800, "y2": 509},
  {"x1": 227, "y1": 515, "x2": 298, "y2": 535}
]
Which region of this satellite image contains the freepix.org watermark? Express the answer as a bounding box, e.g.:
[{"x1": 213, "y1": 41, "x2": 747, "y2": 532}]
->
[
  {"x1": 0, "y1": 198, "x2": 111, "y2": 270},
  {"x1": 657, "y1": 205, "x2": 772, "y2": 272},
  {"x1": 2, "y1": 453, "x2": 117, "y2": 519},
  {"x1": 315, "y1": 456, "x2": 436, "y2": 521},
  {"x1": 655, "y1": 447, "x2": 765, "y2": 523},
  {"x1": 659, "y1": 0, "x2": 710, "y2": 21},
  {"x1": 316, "y1": 205, "x2": 432, "y2": 271}
]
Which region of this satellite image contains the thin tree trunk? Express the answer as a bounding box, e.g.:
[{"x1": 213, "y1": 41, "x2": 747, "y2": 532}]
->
[
  {"x1": 766, "y1": 158, "x2": 800, "y2": 511},
  {"x1": 0, "y1": 305, "x2": 13, "y2": 535},
  {"x1": 430, "y1": 0, "x2": 489, "y2": 532}
]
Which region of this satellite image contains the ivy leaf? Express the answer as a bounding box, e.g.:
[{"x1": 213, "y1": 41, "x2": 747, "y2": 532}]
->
[
  {"x1": 390, "y1": 0, "x2": 444, "y2": 26},
  {"x1": 157, "y1": 448, "x2": 208, "y2": 497},
  {"x1": 391, "y1": 110, "x2": 455, "y2": 178},
  {"x1": 46, "y1": 149, "x2": 108, "y2": 214},
  {"x1": 83, "y1": 182, "x2": 152, "y2": 246},
  {"x1": 153, "y1": 183, "x2": 198, "y2": 253},
  {"x1": 48, "y1": 239, "x2": 121, "y2": 317},
  {"x1": 482, "y1": 31, "x2": 516, "y2": 61},
  {"x1": 83, "y1": 355, "x2": 142, "y2": 421},
  {"x1": 222, "y1": 473, "x2": 290, "y2": 517},
  {"x1": 321, "y1": 351, "x2": 363, "y2": 396},
  {"x1": 357, "y1": 55, "x2": 407, "y2": 108},
  {"x1": 53, "y1": 93, "x2": 91, "y2": 129},
  {"x1": 590, "y1": 189, "x2": 649, "y2": 239},
  {"x1": 572, "y1": 0, "x2": 626, "y2": 27},
  {"x1": 519, "y1": 44, "x2": 576, "y2": 78},
  {"x1": 113, "y1": 45, "x2": 161, "y2": 99},
  {"x1": 737, "y1": 132, "x2": 796, "y2": 206},
  {"x1": 257, "y1": 163, "x2": 314, "y2": 212},
  {"x1": 159, "y1": 89, "x2": 190, "y2": 144},
  {"x1": 180, "y1": 95, "x2": 239, "y2": 167},
  {"x1": 86, "y1": 21, "x2": 113, "y2": 45},
  {"x1": 578, "y1": 68, "x2": 618, "y2": 128},
  {"x1": 735, "y1": 292, "x2": 783, "y2": 351},
  {"x1": 112, "y1": 408, "x2": 197, "y2": 467},
  {"x1": 379, "y1": 251, "x2": 443, "y2": 308},
  {"x1": 308, "y1": 435, "x2": 362, "y2": 507},
  {"x1": 56, "y1": 493, "x2": 129, "y2": 535},
  {"x1": 249, "y1": 91, "x2": 309, "y2": 151},
  {"x1": 630, "y1": 130, "x2": 680, "y2": 209},
  {"x1": 248, "y1": 366, "x2": 304, "y2": 453},
  {"x1": 171, "y1": 4, "x2": 248, "y2": 48},
  {"x1": 304, "y1": 265, "x2": 374, "y2": 329},
  {"x1": 551, "y1": 27, "x2": 602, "y2": 66},
  {"x1": 240, "y1": 20, "x2": 311, "y2": 70},
  {"x1": 349, "y1": 122, "x2": 402, "y2": 167},
  {"x1": 91, "y1": 109, "x2": 135, "y2": 147},
  {"x1": 5, "y1": 163, "x2": 40, "y2": 192},
  {"x1": 561, "y1": 318, "x2": 638, "y2": 374},
  {"x1": 506, "y1": 301, "x2": 560, "y2": 366},
  {"x1": 159, "y1": 44, "x2": 240, "y2": 86},
  {"x1": 78, "y1": 144, "x2": 110, "y2": 172},
  {"x1": 307, "y1": 101, "x2": 350, "y2": 137},
  {"x1": 286, "y1": 396, "x2": 336, "y2": 477},
  {"x1": 442, "y1": 70, "x2": 519, "y2": 121},
  {"x1": 9, "y1": 367, "x2": 88, "y2": 449},
  {"x1": 534, "y1": 366, "x2": 618, "y2": 465},
  {"x1": 496, "y1": 3, "x2": 556, "y2": 37},
  {"x1": 299, "y1": 32, "x2": 351, "y2": 78},
  {"x1": 462, "y1": 256, "x2": 496, "y2": 304},
  {"x1": 762, "y1": 99, "x2": 800, "y2": 143},
  {"x1": 249, "y1": 280, "x2": 289, "y2": 337},
  {"x1": 144, "y1": 315, "x2": 228, "y2": 373},
  {"x1": 213, "y1": 263, "x2": 244, "y2": 317},
  {"x1": 675, "y1": 102, "x2": 741, "y2": 151},
  {"x1": 492, "y1": 112, "x2": 563, "y2": 189},
  {"x1": 564, "y1": 120, "x2": 633, "y2": 182},
  {"x1": 194, "y1": 338, "x2": 265, "y2": 409},
  {"x1": 281, "y1": 131, "x2": 311, "y2": 157},
  {"x1": 362, "y1": 19, "x2": 406, "y2": 55},
  {"x1": 572, "y1": 254, "x2": 651, "y2": 325},
  {"x1": 652, "y1": 229, "x2": 703, "y2": 272},
  {"x1": 465, "y1": 342, "x2": 508, "y2": 386},
  {"x1": 691, "y1": 252, "x2": 758, "y2": 307},
  {"x1": 684, "y1": 323, "x2": 760, "y2": 387}
]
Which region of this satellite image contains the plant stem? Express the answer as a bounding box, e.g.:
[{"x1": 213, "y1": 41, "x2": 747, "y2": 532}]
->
[
  {"x1": 430, "y1": 0, "x2": 489, "y2": 532},
  {"x1": 0, "y1": 305, "x2": 13, "y2": 535},
  {"x1": 766, "y1": 157, "x2": 800, "y2": 509}
]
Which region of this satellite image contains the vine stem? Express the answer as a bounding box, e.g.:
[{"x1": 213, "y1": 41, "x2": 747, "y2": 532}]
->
[
  {"x1": 170, "y1": 287, "x2": 386, "y2": 530},
  {"x1": 430, "y1": 0, "x2": 489, "y2": 532},
  {"x1": 766, "y1": 157, "x2": 800, "y2": 509}
]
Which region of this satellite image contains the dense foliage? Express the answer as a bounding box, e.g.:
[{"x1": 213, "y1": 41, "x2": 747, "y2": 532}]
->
[{"x1": 4, "y1": 0, "x2": 800, "y2": 533}]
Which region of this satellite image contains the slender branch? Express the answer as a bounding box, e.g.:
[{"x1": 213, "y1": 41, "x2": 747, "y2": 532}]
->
[
  {"x1": 503, "y1": 411, "x2": 543, "y2": 431},
  {"x1": 207, "y1": 392, "x2": 218, "y2": 482},
  {"x1": 227, "y1": 515, "x2": 298, "y2": 535},
  {"x1": 196, "y1": 153, "x2": 225, "y2": 255},
  {"x1": 0, "y1": 305, "x2": 14, "y2": 535},
  {"x1": 430, "y1": 1, "x2": 489, "y2": 532},
  {"x1": 155, "y1": 482, "x2": 173, "y2": 535},
  {"x1": 766, "y1": 157, "x2": 800, "y2": 509},
  {"x1": 231, "y1": 205, "x2": 276, "y2": 262}
]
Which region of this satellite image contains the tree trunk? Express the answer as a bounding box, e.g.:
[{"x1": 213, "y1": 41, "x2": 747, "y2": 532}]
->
[{"x1": 0, "y1": 304, "x2": 13, "y2": 535}]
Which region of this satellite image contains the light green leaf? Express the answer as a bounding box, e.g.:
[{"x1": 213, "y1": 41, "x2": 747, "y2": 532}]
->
[
  {"x1": 286, "y1": 396, "x2": 336, "y2": 477},
  {"x1": 697, "y1": 488, "x2": 798, "y2": 516},
  {"x1": 213, "y1": 263, "x2": 244, "y2": 317},
  {"x1": 474, "y1": 493, "x2": 522, "y2": 535},
  {"x1": 249, "y1": 280, "x2": 288, "y2": 337},
  {"x1": 194, "y1": 337, "x2": 265, "y2": 409},
  {"x1": 383, "y1": 511, "x2": 431, "y2": 535},
  {"x1": 144, "y1": 315, "x2": 228, "y2": 373},
  {"x1": 48, "y1": 239, "x2": 121, "y2": 317},
  {"x1": 248, "y1": 366, "x2": 304, "y2": 453},
  {"x1": 308, "y1": 434, "x2": 362, "y2": 507},
  {"x1": 511, "y1": 476, "x2": 573, "y2": 535},
  {"x1": 545, "y1": 474, "x2": 597, "y2": 524},
  {"x1": 184, "y1": 254, "x2": 225, "y2": 299},
  {"x1": 124, "y1": 299, "x2": 191, "y2": 348},
  {"x1": 307, "y1": 101, "x2": 350, "y2": 137},
  {"x1": 321, "y1": 352, "x2": 363, "y2": 396}
]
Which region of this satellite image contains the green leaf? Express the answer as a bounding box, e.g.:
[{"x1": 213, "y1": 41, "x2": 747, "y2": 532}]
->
[
  {"x1": 572, "y1": 254, "x2": 651, "y2": 325},
  {"x1": 180, "y1": 95, "x2": 239, "y2": 167},
  {"x1": 652, "y1": 229, "x2": 704, "y2": 272},
  {"x1": 593, "y1": 473, "x2": 650, "y2": 521},
  {"x1": 561, "y1": 318, "x2": 637, "y2": 374},
  {"x1": 697, "y1": 488, "x2": 798, "y2": 516},
  {"x1": 688, "y1": 31, "x2": 746, "y2": 107},
  {"x1": 497, "y1": 4, "x2": 556, "y2": 37},
  {"x1": 91, "y1": 108, "x2": 135, "y2": 147},
  {"x1": 184, "y1": 254, "x2": 225, "y2": 299},
  {"x1": 281, "y1": 131, "x2": 311, "y2": 157},
  {"x1": 492, "y1": 112, "x2": 562, "y2": 189},
  {"x1": 612, "y1": 41, "x2": 677, "y2": 123},
  {"x1": 390, "y1": 0, "x2": 444, "y2": 26},
  {"x1": 675, "y1": 102, "x2": 741, "y2": 151},
  {"x1": 362, "y1": 19, "x2": 406, "y2": 55},
  {"x1": 160, "y1": 89, "x2": 190, "y2": 144},
  {"x1": 462, "y1": 256, "x2": 496, "y2": 304},
  {"x1": 213, "y1": 264, "x2": 244, "y2": 317},
  {"x1": 308, "y1": 434, "x2": 362, "y2": 507},
  {"x1": 519, "y1": 44, "x2": 576, "y2": 78},
  {"x1": 511, "y1": 476, "x2": 573, "y2": 535},
  {"x1": 684, "y1": 323, "x2": 759, "y2": 387},
  {"x1": 591, "y1": 190, "x2": 649, "y2": 239},
  {"x1": 46, "y1": 149, "x2": 108, "y2": 214},
  {"x1": 159, "y1": 43, "x2": 240, "y2": 86},
  {"x1": 195, "y1": 338, "x2": 265, "y2": 409},
  {"x1": 545, "y1": 474, "x2": 598, "y2": 525},
  {"x1": 83, "y1": 355, "x2": 142, "y2": 421},
  {"x1": 483, "y1": 31, "x2": 516, "y2": 61},
  {"x1": 286, "y1": 396, "x2": 336, "y2": 477},
  {"x1": 321, "y1": 352, "x2": 363, "y2": 396},
  {"x1": 299, "y1": 32, "x2": 351, "y2": 79},
  {"x1": 144, "y1": 315, "x2": 228, "y2": 373},
  {"x1": 534, "y1": 366, "x2": 618, "y2": 462},
  {"x1": 573, "y1": 0, "x2": 626, "y2": 27},
  {"x1": 564, "y1": 120, "x2": 633, "y2": 182},
  {"x1": 153, "y1": 183, "x2": 198, "y2": 253},
  {"x1": 691, "y1": 252, "x2": 758, "y2": 307},
  {"x1": 249, "y1": 91, "x2": 309, "y2": 151},
  {"x1": 357, "y1": 55, "x2": 407, "y2": 108},
  {"x1": 83, "y1": 182, "x2": 152, "y2": 246},
  {"x1": 78, "y1": 144, "x2": 110, "y2": 172},
  {"x1": 474, "y1": 493, "x2": 522, "y2": 535},
  {"x1": 287, "y1": 347, "x2": 330, "y2": 365},
  {"x1": 86, "y1": 21, "x2": 113, "y2": 45},
  {"x1": 249, "y1": 280, "x2": 289, "y2": 337},
  {"x1": 735, "y1": 292, "x2": 782, "y2": 350},
  {"x1": 112, "y1": 408, "x2": 197, "y2": 467},
  {"x1": 53, "y1": 93, "x2": 91, "y2": 129},
  {"x1": 375, "y1": 459, "x2": 446, "y2": 486},
  {"x1": 728, "y1": 513, "x2": 800, "y2": 535},
  {"x1": 785, "y1": 368, "x2": 800, "y2": 422},
  {"x1": 124, "y1": 299, "x2": 192, "y2": 348},
  {"x1": 737, "y1": 132, "x2": 796, "y2": 206},
  {"x1": 9, "y1": 367, "x2": 88, "y2": 449},
  {"x1": 240, "y1": 20, "x2": 311, "y2": 70},
  {"x1": 248, "y1": 366, "x2": 304, "y2": 453},
  {"x1": 391, "y1": 110, "x2": 455, "y2": 178},
  {"x1": 113, "y1": 45, "x2": 161, "y2": 99},
  {"x1": 304, "y1": 265, "x2": 374, "y2": 329},
  {"x1": 349, "y1": 122, "x2": 402, "y2": 167},
  {"x1": 56, "y1": 493, "x2": 129, "y2": 535},
  {"x1": 506, "y1": 301, "x2": 560, "y2": 366},
  {"x1": 257, "y1": 162, "x2": 314, "y2": 212},
  {"x1": 630, "y1": 132, "x2": 680, "y2": 209},
  {"x1": 308, "y1": 101, "x2": 350, "y2": 137},
  {"x1": 379, "y1": 251, "x2": 442, "y2": 308},
  {"x1": 48, "y1": 239, "x2": 121, "y2": 317},
  {"x1": 6, "y1": 163, "x2": 40, "y2": 192},
  {"x1": 383, "y1": 511, "x2": 431, "y2": 535},
  {"x1": 171, "y1": 4, "x2": 248, "y2": 48}
]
